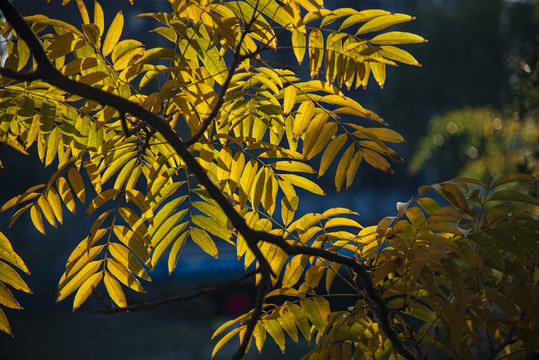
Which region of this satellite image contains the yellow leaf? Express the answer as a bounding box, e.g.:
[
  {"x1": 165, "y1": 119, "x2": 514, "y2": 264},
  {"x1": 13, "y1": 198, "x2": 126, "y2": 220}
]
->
[
  {"x1": 46, "y1": 188, "x2": 63, "y2": 225},
  {"x1": 271, "y1": 161, "x2": 315, "y2": 173},
  {"x1": 102, "y1": 11, "x2": 124, "y2": 57},
  {"x1": 150, "y1": 209, "x2": 187, "y2": 248},
  {"x1": 72, "y1": 271, "x2": 103, "y2": 311},
  {"x1": 8, "y1": 203, "x2": 32, "y2": 228},
  {"x1": 362, "y1": 148, "x2": 393, "y2": 174},
  {"x1": 114, "y1": 157, "x2": 137, "y2": 190},
  {"x1": 30, "y1": 204, "x2": 46, "y2": 235},
  {"x1": 282, "y1": 255, "x2": 309, "y2": 288},
  {"x1": 101, "y1": 151, "x2": 136, "y2": 183},
  {"x1": 279, "y1": 174, "x2": 325, "y2": 196},
  {"x1": 0, "y1": 232, "x2": 29, "y2": 274},
  {"x1": 281, "y1": 195, "x2": 299, "y2": 226},
  {"x1": 319, "y1": 133, "x2": 346, "y2": 177},
  {"x1": 57, "y1": 260, "x2": 102, "y2": 302},
  {"x1": 113, "y1": 225, "x2": 150, "y2": 267},
  {"x1": 107, "y1": 257, "x2": 145, "y2": 293},
  {"x1": 262, "y1": 319, "x2": 286, "y2": 352},
  {"x1": 325, "y1": 217, "x2": 362, "y2": 229},
  {"x1": 93, "y1": 0, "x2": 104, "y2": 35},
  {"x1": 229, "y1": 152, "x2": 245, "y2": 193},
  {"x1": 103, "y1": 271, "x2": 127, "y2": 308},
  {"x1": 370, "y1": 60, "x2": 386, "y2": 89},
  {"x1": 286, "y1": 303, "x2": 311, "y2": 342},
  {"x1": 379, "y1": 46, "x2": 420, "y2": 66},
  {"x1": 64, "y1": 243, "x2": 105, "y2": 280},
  {"x1": 56, "y1": 176, "x2": 76, "y2": 214},
  {"x1": 308, "y1": 29, "x2": 324, "y2": 77},
  {"x1": 339, "y1": 9, "x2": 390, "y2": 30},
  {"x1": 152, "y1": 222, "x2": 187, "y2": 268},
  {"x1": 345, "y1": 151, "x2": 362, "y2": 189},
  {"x1": 37, "y1": 195, "x2": 56, "y2": 228},
  {"x1": 118, "y1": 207, "x2": 151, "y2": 245},
  {"x1": 108, "y1": 242, "x2": 151, "y2": 281},
  {"x1": 239, "y1": 159, "x2": 257, "y2": 208},
  {"x1": 75, "y1": 0, "x2": 90, "y2": 24},
  {"x1": 125, "y1": 189, "x2": 153, "y2": 223},
  {"x1": 303, "y1": 298, "x2": 326, "y2": 332},
  {"x1": 320, "y1": 94, "x2": 366, "y2": 116},
  {"x1": 370, "y1": 31, "x2": 426, "y2": 45},
  {"x1": 113, "y1": 47, "x2": 144, "y2": 71},
  {"x1": 0, "y1": 308, "x2": 12, "y2": 336},
  {"x1": 85, "y1": 189, "x2": 120, "y2": 216},
  {"x1": 283, "y1": 86, "x2": 297, "y2": 115},
  {"x1": 211, "y1": 327, "x2": 242, "y2": 359},
  {"x1": 292, "y1": 28, "x2": 306, "y2": 65},
  {"x1": 111, "y1": 39, "x2": 144, "y2": 64},
  {"x1": 335, "y1": 144, "x2": 354, "y2": 193},
  {"x1": 68, "y1": 167, "x2": 86, "y2": 204},
  {"x1": 126, "y1": 163, "x2": 142, "y2": 190},
  {"x1": 292, "y1": 101, "x2": 314, "y2": 139},
  {"x1": 47, "y1": 31, "x2": 78, "y2": 59},
  {"x1": 277, "y1": 309, "x2": 298, "y2": 344},
  {"x1": 296, "y1": 0, "x2": 321, "y2": 12},
  {"x1": 190, "y1": 228, "x2": 218, "y2": 258},
  {"x1": 167, "y1": 231, "x2": 189, "y2": 275},
  {"x1": 216, "y1": 147, "x2": 232, "y2": 187},
  {"x1": 356, "y1": 13, "x2": 414, "y2": 35},
  {"x1": 192, "y1": 215, "x2": 231, "y2": 242},
  {"x1": 0, "y1": 281, "x2": 22, "y2": 309},
  {"x1": 303, "y1": 114, "x2": 334, "y2": 160},
  {"x1": 45, "y1": 127, "x2": 61, "y2": 167},
  {"x1": 253, "y1": 321, "x2": 267, "y2": 352}
]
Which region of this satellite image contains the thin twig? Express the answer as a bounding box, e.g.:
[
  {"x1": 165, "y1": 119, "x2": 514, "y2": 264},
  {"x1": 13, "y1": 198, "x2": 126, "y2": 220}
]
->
[
  {"x1": 95, "y1": 268, "x2": 259, "y2": 314},
  {"x1": 183, "y1": 11, "x2": 261, "y2": 147}
]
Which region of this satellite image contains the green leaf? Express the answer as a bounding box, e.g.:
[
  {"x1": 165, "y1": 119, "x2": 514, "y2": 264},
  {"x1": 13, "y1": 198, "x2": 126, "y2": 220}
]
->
[{"x1": 488, "y1": 190, "x2": 539, "y2": 205}]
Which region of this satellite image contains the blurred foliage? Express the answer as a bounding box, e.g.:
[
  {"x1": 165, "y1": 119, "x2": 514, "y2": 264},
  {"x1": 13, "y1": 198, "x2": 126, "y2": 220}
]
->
[{"x1": 409, "y1": 0, "x2": 539, "y2": 189}]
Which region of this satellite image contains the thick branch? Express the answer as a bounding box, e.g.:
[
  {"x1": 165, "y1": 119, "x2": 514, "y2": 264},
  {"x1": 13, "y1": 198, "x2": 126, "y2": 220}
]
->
[
  {"x1": 95, "y1": 269, "x2": 259, "y2": 314},
  {"x1": 0, "y1": 2, "x2": 414, "y2": 359},
  {"x1": 0, "y1": 67, "x2": 41, "y2": 81}
]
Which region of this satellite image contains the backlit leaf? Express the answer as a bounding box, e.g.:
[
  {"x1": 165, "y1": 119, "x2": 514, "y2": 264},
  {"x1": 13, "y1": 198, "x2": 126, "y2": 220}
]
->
[
  {"x1": 103, "y1": 270, "x2": 127, "y2": 308},
  {"x1": 72, "y1": 271, "x2": 103, "y2": 311},
  {"x1": 57, "y1": 260, "x2": 102, "y2": 302},
  {"x1": 190, "y1": 227, "x2": 218, "y2": 258},
  {"x1": 370, "y1": 31, "x2": 426, "y2": 45},
  {"x1": 102, "y1": 11, "x2": 124, "y2": 56},
  {"x1": 279, "y1": 174, "x2": 325, "y2": 196},
  {"x1": 68, "y1": 167, "x2": 86, "y2": 204}
]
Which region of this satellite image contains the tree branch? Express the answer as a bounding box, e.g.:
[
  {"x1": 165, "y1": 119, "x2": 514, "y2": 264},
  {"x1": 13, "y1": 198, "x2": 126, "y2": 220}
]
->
[
  {"x1": 0, "y1": 1, "x2": 415, "y2": 359},
  {"x1": 0, "y1": 67, "x2": 42, "y2": 81},
  {"x1": 95, "y1": 268, "x2": 259, "y2": 314},
  {"x1": 487, "y1": 327, "x2": 517, "y2": 360}
]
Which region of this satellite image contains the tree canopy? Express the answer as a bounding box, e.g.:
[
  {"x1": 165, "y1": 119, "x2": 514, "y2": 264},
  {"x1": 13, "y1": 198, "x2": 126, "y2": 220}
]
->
[{"x1": 0, "y1": 0, "x2": 537, "y2": 359}]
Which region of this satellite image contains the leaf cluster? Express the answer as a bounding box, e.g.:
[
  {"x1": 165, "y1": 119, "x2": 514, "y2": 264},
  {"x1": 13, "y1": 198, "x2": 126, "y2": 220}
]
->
[{"x1": 0, "y1": 1, "x2": 536, "y2": 359}]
